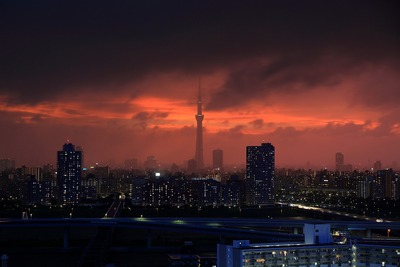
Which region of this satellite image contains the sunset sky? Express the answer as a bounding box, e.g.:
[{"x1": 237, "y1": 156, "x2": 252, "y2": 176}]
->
[{"x1": 1, "y1": 1, "x2": 399, "y2": 169}]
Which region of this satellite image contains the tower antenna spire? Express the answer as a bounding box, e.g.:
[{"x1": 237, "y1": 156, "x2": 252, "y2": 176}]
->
[
  {"x1": 198, "y1": 77, "x2": 201, "y2": 100},
  {"x1": 197, "y1": 77, "x2": 203, "y2": 115}
]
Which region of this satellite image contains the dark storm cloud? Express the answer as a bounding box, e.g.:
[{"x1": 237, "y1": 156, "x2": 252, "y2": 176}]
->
[
  {"x1": 270, "y1": 126, "x2": 302, "y2": 139},
  {"x1": 207, "y1": 32, "x2": 400, "y2": 110},
  {"x1": 63, "y1": 109, "x2": 84, "y2": 116},
  {"x1": 269, "y1": 117, "x2": 400, "y2": 140},
  {"x1": 228, "y1": 125, "x2": 245, "y2": 134},
  {"x1": 28, "y1": 114, "x2": 44, "y2": 123},
  {"x1": 367, "y1": 109, "x2": 400, "y2": 137},
  {"x1": 249, "y1": 119, "x2": 264, "y2": 129},
  {"x1": 207, "y1": 56, "x2": 345, "y2": 109},
  {"x1": 0, "y1": 1, "x2": 399, "y2": 104},
  {"x1": 131, "y1": 111, "x2": 169, "y2": 129},
  {"x1": 132, "y1": 111, "x2": 169, "y2": 121},
  {"x1": 351, "y1": 70, "x2": 400, "y2": 109}
]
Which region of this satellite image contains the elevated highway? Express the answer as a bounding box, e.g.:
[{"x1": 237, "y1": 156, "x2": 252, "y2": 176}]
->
[{"x1": 1, "y1": 217, "x2": 398, "y2": 236}]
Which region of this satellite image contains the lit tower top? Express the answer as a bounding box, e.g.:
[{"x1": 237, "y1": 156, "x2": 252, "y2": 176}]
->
[{"x1": 195, "y1": 80, "x2": 204, "y2": 170}]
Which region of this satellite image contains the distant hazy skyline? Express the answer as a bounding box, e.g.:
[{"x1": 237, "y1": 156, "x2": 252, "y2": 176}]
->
[{"x1": 0, "y1": 1, "x2": 399, "y2": 168}]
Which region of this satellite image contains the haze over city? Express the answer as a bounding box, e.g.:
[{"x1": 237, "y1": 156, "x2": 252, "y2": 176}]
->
[{"x1": 0, "y1": 1, "x2": 399, "y2": 169}]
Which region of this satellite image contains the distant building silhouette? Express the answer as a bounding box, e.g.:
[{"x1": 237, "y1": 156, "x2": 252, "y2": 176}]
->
[
  {"x1": 124, "y1": 158, "x2": 138, "y2": 170},
  {"x1": 374, "y1": 160, "x2": 382, "y2": 171},
  {"x1": 187, "y1": 159, "x2": 197, "y2": 173},
  {"x1": 144, "y1": 156, "x2": 158, "y2": 170},
  {"x1": 57, "y1": 143, "x2": 82, "y2": 205},
  {"x1": 246, "y1": 143, "x2": 275, "y2": 206},
  {"x1": 26, "y1": 167, "x2": 43, "y2": 181},
  {"x1": 335, "y1": 152, "x2": 344, "y2": 171},
  {"x1": 194, "y1": 81, "x2": 204, "y2": 170},
  {"x1": 213, "y1": 149, "x2": 223, "y2": 170},
  {"x1": 42, "y1": 164, "x2": 54, "y2": 178},
  {"x1": 170, "y1": 163, "x2": 180, "y2": 174},
  {"x1": 0, "y1": 158, "x2": 15, "y2": 172},
  {"x1": 335, "y1": 152, "x2": 352, "y2": 171}
]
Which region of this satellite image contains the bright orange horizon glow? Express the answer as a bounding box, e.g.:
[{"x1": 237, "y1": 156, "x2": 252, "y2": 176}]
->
[{"x1": 2, "y1": 94, "x2": 384, "y2": 135}]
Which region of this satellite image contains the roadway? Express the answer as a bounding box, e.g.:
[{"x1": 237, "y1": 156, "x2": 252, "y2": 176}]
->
[
  {"x1": 0, "y1": 217, "x2": 398, "y2": 233},
  {"x1": 282, "y1": 202, "x2": 391, "y2": 223}
]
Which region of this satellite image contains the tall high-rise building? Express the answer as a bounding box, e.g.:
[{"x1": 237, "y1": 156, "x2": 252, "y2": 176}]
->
[
  {"x1": 246, "y1": 143, "x2": 275, "y2": 206},
  {"x1": 194, "y1": 82, "x2": 204, "y2": 170},
  {"x1": 335, "y1": 152, "x2": 344, "y2": 171},
  {"x1": 213, "y1": 149, "x2": 223, "y2": 170},
  {"x1": 377, "y1": 169, "x2": 395, "y2": 199},
  {"x1": 57, "y1": 143, "x2": 82, "y2": 205}
]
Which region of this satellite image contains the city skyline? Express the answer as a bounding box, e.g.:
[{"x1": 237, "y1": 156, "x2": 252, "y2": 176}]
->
[{"x1": 0, "y1": 1, "x2": 399, "y2": 168}]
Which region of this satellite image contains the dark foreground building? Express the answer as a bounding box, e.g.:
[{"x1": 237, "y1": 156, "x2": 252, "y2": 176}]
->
[{"x1": 218, "y1": 224, "x2": 400, "y2": 267}]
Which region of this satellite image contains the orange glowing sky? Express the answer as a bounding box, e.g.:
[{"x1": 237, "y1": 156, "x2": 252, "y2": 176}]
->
[{"x1": 0, "y1": 1, "x2": 399, "y2": 169}]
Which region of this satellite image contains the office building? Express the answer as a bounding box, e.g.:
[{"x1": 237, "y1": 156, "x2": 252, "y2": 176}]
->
[
  {"x1": 222, "y1": 178, "x2": 245, "y2": 207},
  {"x1": 213, "y1": 149, "x2": 223, "y2": 170},
  {"x1": 376, "y1": 169, "x2": 395, "y2": 199},
  {"x1": 196, "y1": 178, "x2": 221, "y2": 207},
  {"x1": 335, "y1": 152, "x2": 352, "y2": 172},
  {"x1": 246, "y1": 143, "x2": 275, "y2": 206},
  {"x1": 357, "y1": 177, "x2": 372, "y2": 199},
  {"x1": 57, "y1": 143, "x2": 82, "y2": 205},
  {"x1": 26, "y1": 177, "x2": 52, "y2": 205},
  {"x1": 336, "y1": 152, "x2": 344, "y2": 171}
]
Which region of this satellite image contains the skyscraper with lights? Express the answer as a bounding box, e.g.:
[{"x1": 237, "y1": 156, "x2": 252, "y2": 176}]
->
[
  {"x1": 57, "y1": 142, "x2": 82, "y2": 205},
  {"x1": 246, "y1": 143, "x2": 275, "y2": 205}
]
